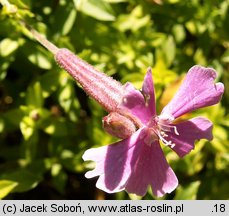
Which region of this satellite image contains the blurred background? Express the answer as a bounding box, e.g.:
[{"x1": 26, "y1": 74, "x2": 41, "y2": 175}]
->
[{"x1": 0, "y1": 0, "x2": 228, "y2": 200}]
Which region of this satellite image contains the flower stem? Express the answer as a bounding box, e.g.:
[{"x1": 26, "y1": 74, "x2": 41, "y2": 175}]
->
[{"x1": 19, "y1": 20, "x2": 59, "y2": 55}]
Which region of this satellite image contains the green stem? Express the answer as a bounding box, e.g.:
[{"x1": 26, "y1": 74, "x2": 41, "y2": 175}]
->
[
  {"x1": 19, "y1": 20, "x2": 59, "y2": 54},
  {"x1": 0, "y1": 0, "x2": 59, "y2": 54}
]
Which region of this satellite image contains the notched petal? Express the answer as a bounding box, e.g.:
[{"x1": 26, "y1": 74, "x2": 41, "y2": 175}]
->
[
  {"x1": 162, "y1": 65, "x2": 224, "y2": 118},
  {"x1": 82, "y1": 129, "x2": 145, "y2": 193},
  {"x1": 167, "y1": 117, "x2": 213, "y2": 157},
  {"x1": 125, "y1": 141, "x2": 178, "y2": 197}
]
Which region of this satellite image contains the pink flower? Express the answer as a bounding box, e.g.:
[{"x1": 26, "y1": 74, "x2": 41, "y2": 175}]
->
[
  {"x1": 23, "y1": 27, "x2": 224, "y2": 197},
  {"x1": 83, "y1": 66, "x2": 224, "y2": 197}
]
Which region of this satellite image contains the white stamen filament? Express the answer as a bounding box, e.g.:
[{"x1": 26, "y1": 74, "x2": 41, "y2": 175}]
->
[
  {"x1": 158, "y1": 121, "x2": 179, "y2": 136},
  {"x1": 173, "y1": 126, "x2": 179, "y2": 136},
  {"x1": 170, "y1": 143, "x2": 176, "y2": 148},
  {"x1": 147, "y1": 116, "x2": 178, "y2": 148},
  {"x1": 160, "y1": 131, "x2": 168, "y2": 137},
  {"x1": 157, "y1": 130, "x2": 176, "y2": 149}
]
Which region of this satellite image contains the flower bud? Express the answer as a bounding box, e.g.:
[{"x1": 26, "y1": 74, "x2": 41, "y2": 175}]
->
[{"x1": 103, "y1": 112, "x2": 136, "y2": 139}]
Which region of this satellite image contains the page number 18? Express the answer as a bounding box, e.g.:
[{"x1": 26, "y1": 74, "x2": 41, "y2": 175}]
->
[{"x1": 213, "y1": 204, "x2": 225, "y2": 213}]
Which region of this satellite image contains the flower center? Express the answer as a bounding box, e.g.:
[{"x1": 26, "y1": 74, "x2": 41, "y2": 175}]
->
[{"x1": 145, "y1": 114, "x2": 179, "y2": 148}]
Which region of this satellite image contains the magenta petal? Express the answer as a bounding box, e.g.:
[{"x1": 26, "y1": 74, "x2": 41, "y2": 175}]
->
[
  {"x1": 142, "y1": 68, "x2": 156, "y2": 116},
  {"x1": 125, "y1": 141, "x2": 178, "y2": 197},
  {"x1": 166, "y1": 117, "x2": 213, "y2": 157},
  {"x1": 82, "y1": 129, "x2": 145, "y2": 193},
  {"x1": 118, "y1": 69, "x2": 157, "y2": 124},
  {"x1": 162, "y1": 65, "x2": 224, "y2": 118},
  {"x1": 118, "y1": 83, "x2": 152, "y2": 125}
]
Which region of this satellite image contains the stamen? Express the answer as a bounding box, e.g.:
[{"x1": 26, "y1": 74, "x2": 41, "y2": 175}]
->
[
  {"x1": 157, "y1": 130, "x2": 176, "y2": 148},
  {"x1": 170, "y1": 144, "x2": 176, "y2": 148},
  {"x1": 146, "y1": 116, "x2": 177, "y2": 148},
  {"x1": 160, "y1": 131, "x2": 168, "y2": 137},
  {"x1": 173, "y1": 126, "x2": 179, "y2": 136},
  {"x1": 158, "y1": 121, "x2": 179, "y2": 136}
]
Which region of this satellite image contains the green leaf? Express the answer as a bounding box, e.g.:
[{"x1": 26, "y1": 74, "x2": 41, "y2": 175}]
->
[
  {"x1": 161, "y1": 36, "x2": 176, "y2": 67},
  {"x1": 210, "y1": 126, "x2": 228, "y2": 152},
  {"x1": 26, "y1": 82, "x2": 44, "y2": 108},
  {"x1": 0, "y1": 59, "x2": 10, "y2": 80},
  {"x1": 174, "y1": 181, "x2": 201, "y2": 200},
  {"x1": 61, "y1": 149, "x2": 85, "y2": 172},
  {"x1": 42, "y1": 118, "x2": 73, "y2": 137},
  {"x1": 51, "y1": 0, "x2": 77, "y2": 35},
  {"x1": 62, "y1": 8, "x2": 77, "y2": 35},
  {"x1": 28, "y1": 51, "x2": 52, "y2": 70},
  {"x1": 0, "y1": 180, "x2": 18, "y2": 199},
  {"x1": 215, "y1": 153, "x2": 229, "y2": 171},
  {"x1": 58, "y1": 84, "x2": 73, "y2": 112},
  {"x1": 128, "y1": 194, "x2": 142, "y2": 200},
  {"x1": 121, "y1": 73, "x2": 144, "y2": 89},
  {"x1": 22, "y1": 42, "x2": 52, "y2": 70},
  {"x1": 0, "y1": 170, "x2": 41, "y2": 193},
  {"x1": 74, "y1": 0, "x2": 115, "y2": 21},
  {"x1": 114, "y1": 6, "x2": 150, "y2": 32},
  {"x1": 20, "y1": 116, "x2": 35, "y2": 140},
  {"x1": 51, "y1": 164, "x2": 67, "y2": 194},
  {"x1": 222, "y1": 49, "x2": 229, "y2": 63},
  {"x1": 152, "y1": 59, "x2": 177, "y2": 85},
  {"x1": 0, "y1": 118, "x2": 4, "y2": 133},
  {"x1": 172, "y1": 24, "x2": 186, "y2": 43},
  {"x1": 9, "y1": 0, "x2": 31, "y2": 9},
  {"x1": 0, "y1": 38, "x2": 19, "y2": 57},
  {"x1": 3, "y1": 109, "x2": 24, "y2": 129},
  {"x1": 38, "y1": 70, "x2": 68, "y2": 98}
]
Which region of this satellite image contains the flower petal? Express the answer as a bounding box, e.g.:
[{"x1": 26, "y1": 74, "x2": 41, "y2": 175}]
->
[
  {"x1": 118, "y1": 69, "x2": 156, "y2": 124},
  {"x1": 118, "y1": 83, "x2": 151, "y2": 125},
  {"x1": 142, "y1": 68, "x2": 156, "y2": 116},
  {"x1": 166, "y1": 117, "x2": 213, "y2": 157},
  {"x1": 125, "y1": 141, "x2": 178, "y2": 197},
  {"x1": 161, "y1": 65, "x2": 224, "y2": 119},
  {"x1": 82, "y1": 129, "x2": 145, "y2": 193}
]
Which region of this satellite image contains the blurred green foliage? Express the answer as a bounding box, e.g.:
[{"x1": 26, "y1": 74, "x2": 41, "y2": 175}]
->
[{"x1": 0, "y1": 0, "x2": 228, "y2": 199}]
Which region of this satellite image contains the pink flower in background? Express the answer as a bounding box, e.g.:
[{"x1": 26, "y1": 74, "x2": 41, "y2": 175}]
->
[{"x1": 83, "y1": 66, "x2": 224, "y2": 197}]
